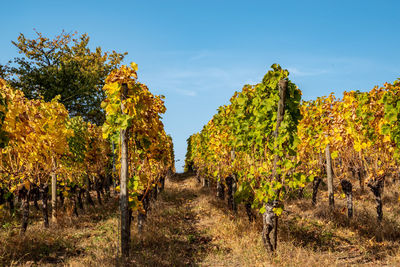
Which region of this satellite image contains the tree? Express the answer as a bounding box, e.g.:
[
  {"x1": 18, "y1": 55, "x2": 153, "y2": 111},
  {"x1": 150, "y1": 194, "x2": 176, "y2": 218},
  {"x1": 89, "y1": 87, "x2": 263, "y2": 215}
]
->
[
  {"x1": 0, "y1": 65, "x2": 7, "y2": 79},
  {"x1": 1, "y1": 30, "x2": 127, "y2": 125}
]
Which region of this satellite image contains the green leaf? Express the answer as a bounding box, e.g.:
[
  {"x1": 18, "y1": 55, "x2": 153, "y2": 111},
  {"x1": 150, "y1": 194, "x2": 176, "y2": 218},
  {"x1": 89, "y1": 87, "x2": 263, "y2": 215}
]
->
[
  {"x1": 259, "y1": 205, "x2": 266, "y2": 214},
  {"x1": 382, "y1": 124, "x2": 391, "y2": 135}
]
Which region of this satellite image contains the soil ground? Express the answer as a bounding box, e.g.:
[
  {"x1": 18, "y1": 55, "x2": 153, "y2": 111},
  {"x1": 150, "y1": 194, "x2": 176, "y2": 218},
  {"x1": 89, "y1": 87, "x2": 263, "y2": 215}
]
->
[{"x1": 1, "y1": 173, "x2": 400, "y2": 266}]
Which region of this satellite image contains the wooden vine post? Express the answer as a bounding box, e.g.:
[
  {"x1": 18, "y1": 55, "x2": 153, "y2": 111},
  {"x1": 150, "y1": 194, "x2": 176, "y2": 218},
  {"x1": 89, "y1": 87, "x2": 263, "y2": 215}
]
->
[
  {"x1": 112, "y1": 141, "x2": 117, "y2": 190},
  {"x1": 325, "y1": 142, "x2": 334, "y2": 209},
  {"x1": 262, "y1": 79, "x2": 287, "y2": 252},
  {"x1": 120, "y1": 83, "x2": 130, "y2": 258},
  {"x1": 51, "y1": 157, "x2": 57, "y2": 223},
  {"x1": 273, "y1": 79, "x2": 287, "y2": 250},
  {"x1": 227, "y1": 150, "x2": 237, "y2": 212}
]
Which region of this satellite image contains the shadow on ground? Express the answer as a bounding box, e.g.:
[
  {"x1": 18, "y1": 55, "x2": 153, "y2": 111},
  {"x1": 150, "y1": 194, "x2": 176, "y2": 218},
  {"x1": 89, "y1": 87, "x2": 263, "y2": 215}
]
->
[
  {"x1": 0, "y1": 194, "x2": 119, "y2": 266},
  {"x1": 129, "y1": 172, "x2": 212, "y2": 266}
]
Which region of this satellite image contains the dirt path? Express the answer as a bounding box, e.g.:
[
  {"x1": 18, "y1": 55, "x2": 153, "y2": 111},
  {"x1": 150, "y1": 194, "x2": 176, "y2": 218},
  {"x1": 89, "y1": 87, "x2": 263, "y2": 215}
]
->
[
  {"x1": 135, "y1": 173, "x2": 400, "y2": 267},
  {"x1": 129, "y1": 173, "x2": 214, "y2": 266},
  {"x1": 1, "y1": 172, "x2": 259, "y2": 267},
  {"x1": 2, "y1": 173, "x2": 398, "y2": 266},
  {"x1": 133, "y1": 173, "x2": 269, "y2": 266}
]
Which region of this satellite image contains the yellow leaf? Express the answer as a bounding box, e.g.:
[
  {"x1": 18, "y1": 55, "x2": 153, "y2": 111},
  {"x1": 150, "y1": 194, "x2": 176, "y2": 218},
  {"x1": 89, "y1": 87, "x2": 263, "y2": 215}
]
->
[
  {"x1": 130, "y1": 62, "x2": 138, "y2": 71},
  {"x1": 331, "y1": 151, "x2": 339, "y2": 159}
]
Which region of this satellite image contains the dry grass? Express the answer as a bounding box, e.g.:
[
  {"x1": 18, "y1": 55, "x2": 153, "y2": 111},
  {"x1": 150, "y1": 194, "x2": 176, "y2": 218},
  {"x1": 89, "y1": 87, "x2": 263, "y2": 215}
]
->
[
  {"x1": 177, "y1": 175, "x2": 400, "y2": 266},
  {"x1": 1, "y1": 174, "x2": 400, "y2": 266},
  {"x1": 0, "y1": 195, "x2": 120, "y2": 266}
]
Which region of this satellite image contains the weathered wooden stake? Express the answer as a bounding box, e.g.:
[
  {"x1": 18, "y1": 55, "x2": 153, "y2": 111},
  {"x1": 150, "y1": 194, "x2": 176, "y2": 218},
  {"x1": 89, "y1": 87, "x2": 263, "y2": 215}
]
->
[
  {"x1": 262, "y1": 79, "x2": 287, "y2": 252},
  {"x1": 120, "y1": 83, "x2": 130, "y2": 258},
  {"x1": 325, "y1": 143, "x2": 334, "y2": 208},
  {"x1": 51, "y1": 158, "x2": 57, "y2": 223},
  {"x1": 228, "y1": 150, "x2": 237, "y2": 212}
]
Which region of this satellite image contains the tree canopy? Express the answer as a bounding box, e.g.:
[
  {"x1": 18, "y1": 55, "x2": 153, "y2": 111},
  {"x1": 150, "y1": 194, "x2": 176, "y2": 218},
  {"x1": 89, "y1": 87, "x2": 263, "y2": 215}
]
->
[{"x1": 1, "y1": 30, "x2": 127, "y2": 125}]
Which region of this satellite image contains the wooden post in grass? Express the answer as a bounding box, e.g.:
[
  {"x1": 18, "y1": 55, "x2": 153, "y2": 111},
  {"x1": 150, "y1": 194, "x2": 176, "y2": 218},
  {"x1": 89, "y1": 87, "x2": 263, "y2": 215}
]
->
[
  {"x1": 273, "y1": 79, "x2": 287, "y2": 250},
  {"x1": 262, "y1": 79, "x2": 287, "y2": 252},
  {"x1": 51, "y1": 157, "x2": 57, "y2": 223},
  {"x1": 120, "y1": 83, "x2": 130, "y2": 258},
  {"x1": 112, "y1": 140, "x2": 117, "y2": 190},
  {"x1": 228, "y1": 150, "x2": 237, "y2": 212},
  {"x1": 325, "y1": 142, "x2": 334, "y2": 209}
]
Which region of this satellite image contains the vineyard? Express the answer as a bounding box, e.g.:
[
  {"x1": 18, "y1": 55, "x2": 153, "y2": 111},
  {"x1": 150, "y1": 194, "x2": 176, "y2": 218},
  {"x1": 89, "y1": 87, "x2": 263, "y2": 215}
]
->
[
  {"x1": 0, "y1": 61, "x2": 175, "y2": 265},
  {"x1": 1, "y1": 0, "x2": 400, "y2": 265},
  {"x1": 184, "y1": 64, "x2": 400, "y2": 264},
  {"x1": 1, "y1": 54, "x2": 400, "y2": 265}
]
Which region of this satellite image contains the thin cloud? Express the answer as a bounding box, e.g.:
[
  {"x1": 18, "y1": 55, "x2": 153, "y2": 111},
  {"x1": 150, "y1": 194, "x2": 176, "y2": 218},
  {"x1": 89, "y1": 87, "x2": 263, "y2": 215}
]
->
[
  {"x1": 175, "y1": 88, "x2": 197, "y2": 97},
  {"x1": 147, "y1": 65, "x2": 262, "y2": 98},
  {"x1": 188, "y1": 50, "x2": 210, "y2": 61},
  {"x1": 287, "y1": 67, "x2": 330, "y2": 77},
  {"x1": 164, "y1": 67, "x2": 230, "y2": 79}
]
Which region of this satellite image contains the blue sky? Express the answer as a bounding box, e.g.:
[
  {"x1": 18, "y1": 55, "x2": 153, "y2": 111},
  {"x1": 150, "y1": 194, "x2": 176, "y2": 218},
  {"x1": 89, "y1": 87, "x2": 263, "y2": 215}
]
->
[{"x1": 1, "y1": 0, "x2": 399, "y2": 171}]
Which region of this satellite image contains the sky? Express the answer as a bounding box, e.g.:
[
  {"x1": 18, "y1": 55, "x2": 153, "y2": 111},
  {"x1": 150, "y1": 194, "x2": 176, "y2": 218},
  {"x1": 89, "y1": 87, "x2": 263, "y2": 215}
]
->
[{"x1": 1, "y1": 0, "x2": 399, "y2": 172}]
